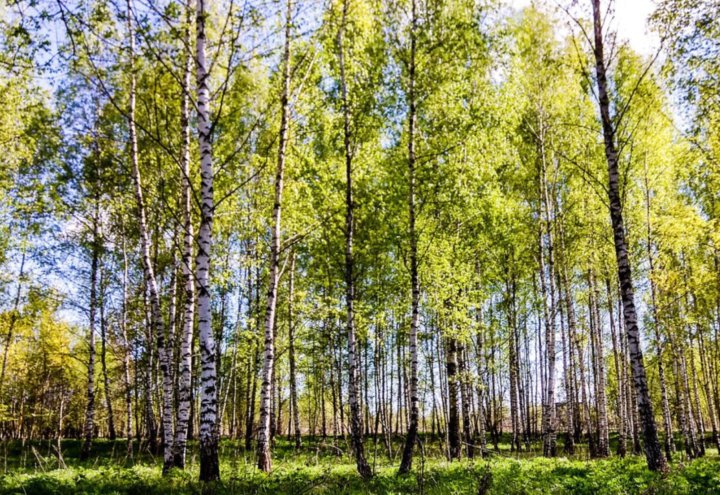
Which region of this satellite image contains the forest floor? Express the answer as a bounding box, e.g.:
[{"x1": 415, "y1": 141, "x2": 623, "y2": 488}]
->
[{"x1": 0, "y1": 436, "x2": 718, "y2": 494}]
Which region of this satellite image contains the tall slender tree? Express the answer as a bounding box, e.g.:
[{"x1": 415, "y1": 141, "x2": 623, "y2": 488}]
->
[
  {"x1": 80, "y1": 199, "x2": 100, "y2": 460},
  {"x1": 337, "y1": 0, "x2": 372, "y2": 479},
  {"x1": 172, "y1": 0, "x2": 196, "y2": 470},
  {"x1": 257, "y1": 0, "x2": 293, "y2": 472},
  {"x1": 125, "y1": 0, "x2": 174, "y2": 471},
  {"x1": 287, "y1": 251, "x2": 301, "y2": 448},
  {"x1": 195, "y1": 0, "x2": 220, "y2": 482},
  {"x1": 398, "y1": 0, "x2": 420, "y2": 475},
  {"x1": 590, "y1": 0, "x2": 667, "y2": 472}
]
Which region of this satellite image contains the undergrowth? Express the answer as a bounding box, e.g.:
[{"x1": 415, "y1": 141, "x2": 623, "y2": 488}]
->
[{"x1": 0, "y1": 438, "x2": 718, "y2": 494}]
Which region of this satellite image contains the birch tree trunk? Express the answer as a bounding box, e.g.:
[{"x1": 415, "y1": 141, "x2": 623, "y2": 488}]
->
[
  {"x1": 257, "y1": 0, "x2": 292, "y2": 472},
  {"x1": 685, "y1": 271, "x2": 706, "y2": 456},
  {"x1": 80, "y1": 201, "x2": 100, "y2": 460},
  {"x1": 573, "y1": 303, "x2": 595, "y2": 456},
  {"x1": 537, "y1": 126, "x2": 557, "y2": 457},
  {"x1": 589, "y1": 272, "x2": 609, "y2": 457},
  {"x1": 680, "y1": 347, "x2": 702, "y2": 457},
  {"x1": 245, "y1": 245, "x2": 259, "y2": 451},
  {"x1": 173, "y1": 0, "x2": 195, "y2": 469},
  {"x1": 195, "y1": 0, "x2": 220, "y2": 481},
  {"x1": 697, "y1": 326, "x2": 720, "y2": 452},
  {"x1": 120, "y1": 231, "x2": 134, "y2": 458},
  {"x1": 287, "y1": 252, "x2": 301, "y2": 448},
  {"x1": 642, "y1": 170, "x2": 674, "y2": 460},
  {"x1": 559, "y1": 244, "x2": 578, "y2": 453},
  {"x1": 688, "y1": 337, "x2": 706, "y2": 456},
  {"x1": 620, "y1": 307, "x2": 642, "y2": 455},
  {"x1": 337, "y1": 0, "x2": 372, "y2": 477},
  {"x1": 399, "y1": 0, "x2": 420, "y2": 473},
  {"x1": 607, "y1": 277, "x2": 627, "y2": 457},
  {"x1": 445, "y1": 334, "x2": 461, "y2": 460},
  {"x1": 99, "y1": 267, "x2": 116, "y2": 440},
  {"x1": 0, "y1": 250, "x2": 25, "y2": 399},
  {"x1": 474, "y1": 307, "x2": 487, "y2": 456},
  {"x1": 458, "y1": 343, "x2": 473, "y2": 458},
  {"x1": 506, "y1": 278, "x2": 522, "y2": 453},
  {"x1": 673, "y1": 348, "x2": 700, "y2": 458},
  {"x1": 126, "y1": 0, "x2": 175, "y2": 473},
  {"x1": 591, "y1": 0, "x2": 666, "y2": 472}
]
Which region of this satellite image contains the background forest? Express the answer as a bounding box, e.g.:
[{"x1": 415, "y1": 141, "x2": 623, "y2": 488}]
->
[{"x1": 1, "y1": 0, "x2": 720, "y2": 493}]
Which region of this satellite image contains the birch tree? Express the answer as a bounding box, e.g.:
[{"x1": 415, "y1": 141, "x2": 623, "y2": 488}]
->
[
  {"x1": 590, "y1": 0, "x2": 667, "y2": 472},
  {"x1": 257, "y1": 0, "x2": 293, "y2": 472},
  {"x1": 125, "y1": 0, "x2": 175, "y2": 472},
  {"x1": 172, "y1": 0, "x2": 196, "y2": 470},
  {"x1": 195, "y1": 0, "x2": 220, "y2": 482}
]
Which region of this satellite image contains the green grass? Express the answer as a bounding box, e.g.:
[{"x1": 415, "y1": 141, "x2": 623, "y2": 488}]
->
[{"x1": 0, "y1": 437, "x2": 718, "y2": 494}]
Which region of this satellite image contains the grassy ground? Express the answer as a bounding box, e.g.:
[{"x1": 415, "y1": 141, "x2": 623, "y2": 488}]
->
[{"x1": 0, "y1": 436, "x2": 719, "y2": 494}]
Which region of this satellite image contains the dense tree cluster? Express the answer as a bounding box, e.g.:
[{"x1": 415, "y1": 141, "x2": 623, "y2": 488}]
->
[{"x1": 1, "y1": 0, "x2": 719, "y2": 483}]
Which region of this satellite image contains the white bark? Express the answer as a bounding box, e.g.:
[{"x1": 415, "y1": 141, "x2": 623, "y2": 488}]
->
[
  {"x1": 173, "y1": 0, "x2": 195, "y2": 469},
  {"x1": 257, "y1": 0, "x2": 292, "y2": 473},
  {"x1": 126, "y1": 0, "x2": 174, "y2": 471},
  {"x1": 337, "y1": 0, "x2": 372, "y2": 478},
  {"x1": 195, "y1": 0, "x2": 220, "y2": 481},
  {"x1": 538, "y1": 129, "x2": 556, "y2": 457},
  {"x1": 120, "y1": 231, "x2": 134, "y2": 457},
  {"x1": 592, "y1": 0, "x2": 666, "y2": 472},
  {"x1": 288, "y1": 252, "x2": 301, "y2": 448}
]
